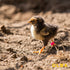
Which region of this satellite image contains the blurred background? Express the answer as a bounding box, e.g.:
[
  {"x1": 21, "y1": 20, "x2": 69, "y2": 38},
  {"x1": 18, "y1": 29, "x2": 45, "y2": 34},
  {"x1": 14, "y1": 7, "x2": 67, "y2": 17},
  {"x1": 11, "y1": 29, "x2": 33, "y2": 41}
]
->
[
  {"x1": 0, "y1": 0, "x2": 70, "y2": 23},
  {"x1": 0, "y1": 0, "x2": 70, "y2": 70}
]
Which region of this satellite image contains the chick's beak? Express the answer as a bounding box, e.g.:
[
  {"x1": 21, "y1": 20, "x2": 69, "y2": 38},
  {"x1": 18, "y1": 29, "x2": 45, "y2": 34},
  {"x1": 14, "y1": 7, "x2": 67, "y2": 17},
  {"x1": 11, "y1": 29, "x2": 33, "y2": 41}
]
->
[{"x1": 28, "y1": 21, "x2": 32, "y2": 24}]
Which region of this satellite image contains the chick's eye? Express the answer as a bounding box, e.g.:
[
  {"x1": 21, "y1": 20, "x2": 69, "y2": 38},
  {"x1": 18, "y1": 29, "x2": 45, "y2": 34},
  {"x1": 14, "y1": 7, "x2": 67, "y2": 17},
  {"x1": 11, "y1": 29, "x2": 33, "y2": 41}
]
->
[{"x1": 31, "y1": 20, "x2": 35, "y2": 22}]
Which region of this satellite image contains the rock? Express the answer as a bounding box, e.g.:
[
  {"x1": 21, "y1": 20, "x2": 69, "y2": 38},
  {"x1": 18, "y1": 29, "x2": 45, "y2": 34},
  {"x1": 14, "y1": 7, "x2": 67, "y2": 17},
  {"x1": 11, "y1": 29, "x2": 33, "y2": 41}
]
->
[
  {"x1": 20, "y1": 55, "x2": 28, "y2": 62},
  {"x1": 1, "y1": 25, "x2": 13, "y2": 35},
  {"x1": 6, "y1": 48, "x2": 16, "y2": 53}
]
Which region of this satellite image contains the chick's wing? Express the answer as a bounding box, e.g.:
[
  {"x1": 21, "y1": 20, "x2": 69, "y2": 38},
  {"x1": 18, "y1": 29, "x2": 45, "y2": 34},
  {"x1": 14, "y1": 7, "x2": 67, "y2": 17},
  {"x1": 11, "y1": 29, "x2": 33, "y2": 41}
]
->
[{"x1": 40, "y1": 27, "x2": 49, "y2": 36}]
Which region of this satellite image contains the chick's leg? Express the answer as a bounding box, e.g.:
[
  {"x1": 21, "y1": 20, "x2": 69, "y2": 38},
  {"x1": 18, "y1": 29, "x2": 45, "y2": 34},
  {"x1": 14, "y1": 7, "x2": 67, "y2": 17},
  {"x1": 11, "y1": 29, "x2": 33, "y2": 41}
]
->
[
  {"x1": 39, "y1": 46, "x2": 45, "y2": 54},
  {"x1": 39, "y1": 40, "x2": 48, "y2": 54},
  {"x1": 33, "y1": 46, "x2": 45, "y2": 54},
  {"x1": 33, "y1": 40, "x2": 48, "y2": 54},
  {"x1": 51, "y1": 39, "x2": 58, "y2": 51},
  {"x1": 38, "y1": 40, "x2": 48, "y2": 54},
  {"x1": 51, "y1": 39, "x2": 55, "y2": 47}
]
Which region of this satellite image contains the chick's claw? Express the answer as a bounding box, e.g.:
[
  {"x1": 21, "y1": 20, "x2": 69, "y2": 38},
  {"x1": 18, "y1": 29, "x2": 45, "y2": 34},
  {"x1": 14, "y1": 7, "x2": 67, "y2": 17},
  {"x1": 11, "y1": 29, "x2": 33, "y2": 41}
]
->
[
  {"x1": 39, "y1": 46, "x2": 45, "y2": 54},
  {"x1": 33, "y1": 46, "x2": 45, "y2": 54},
  {"x1": 33, "y1": 51, "x2": 39, "y2": 53}
]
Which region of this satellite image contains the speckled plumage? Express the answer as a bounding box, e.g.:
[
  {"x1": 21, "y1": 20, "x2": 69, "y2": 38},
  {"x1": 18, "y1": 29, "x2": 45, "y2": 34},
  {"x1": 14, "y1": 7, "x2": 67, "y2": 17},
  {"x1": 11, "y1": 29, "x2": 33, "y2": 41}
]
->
[{"x1": 29, "y1": 16, "x2": 58, "y2": 54}]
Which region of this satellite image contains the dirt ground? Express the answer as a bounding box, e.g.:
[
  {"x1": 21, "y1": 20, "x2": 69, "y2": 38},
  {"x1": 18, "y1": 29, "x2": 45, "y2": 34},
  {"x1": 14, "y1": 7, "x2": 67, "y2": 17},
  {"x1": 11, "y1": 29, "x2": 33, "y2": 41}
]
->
[{"x1": 0, "y1": 0, "x2": 70, "y2": 70}]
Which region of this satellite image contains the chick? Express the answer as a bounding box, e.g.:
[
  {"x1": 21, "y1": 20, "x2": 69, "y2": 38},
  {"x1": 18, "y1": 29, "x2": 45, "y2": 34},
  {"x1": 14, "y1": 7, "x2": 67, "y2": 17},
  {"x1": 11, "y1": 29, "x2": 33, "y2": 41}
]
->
[{"x1": 28, "y1": 16, "x2": 58, "y2": 54}]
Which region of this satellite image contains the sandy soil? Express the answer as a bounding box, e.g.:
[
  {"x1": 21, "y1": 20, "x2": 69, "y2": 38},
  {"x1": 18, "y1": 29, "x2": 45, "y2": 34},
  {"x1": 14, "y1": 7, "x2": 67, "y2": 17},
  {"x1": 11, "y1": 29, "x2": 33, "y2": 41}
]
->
[{"x1": 0, "y1": 1, "x2": 70, "y2": 70}]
